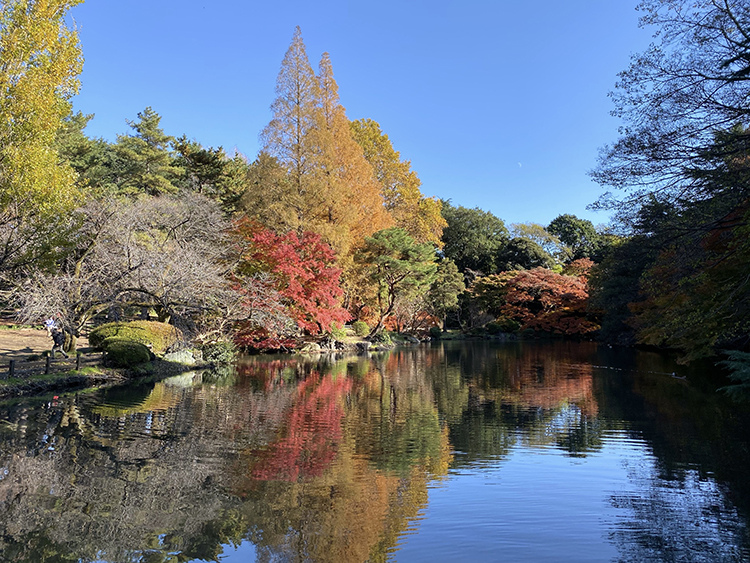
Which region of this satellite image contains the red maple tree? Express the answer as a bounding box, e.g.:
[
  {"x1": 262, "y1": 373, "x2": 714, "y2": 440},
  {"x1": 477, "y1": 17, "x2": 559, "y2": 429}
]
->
[{"x1": 233, "y1": 218, "x2": 350, "y2": 344}]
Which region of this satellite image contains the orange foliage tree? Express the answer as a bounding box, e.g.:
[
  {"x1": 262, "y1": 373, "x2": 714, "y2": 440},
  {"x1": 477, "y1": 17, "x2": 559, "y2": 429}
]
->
[{"x1": 472, "y1": 262, "x2": 599, "y2": 336}]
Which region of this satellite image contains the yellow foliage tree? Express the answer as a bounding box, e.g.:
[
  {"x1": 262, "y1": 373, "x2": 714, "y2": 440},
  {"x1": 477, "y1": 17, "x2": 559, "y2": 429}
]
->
[
  {"x1": 0, "y1": 0, "x2": 83, "y2": 275},
  {"x1": 350, "y1": 118, "x2": 446, "y2": 246}
]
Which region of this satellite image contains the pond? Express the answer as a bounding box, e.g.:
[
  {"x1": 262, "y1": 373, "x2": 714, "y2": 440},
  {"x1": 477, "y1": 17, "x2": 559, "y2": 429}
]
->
[{"x1": 0, "y1": 340, "x2": 749, "y2": 562}]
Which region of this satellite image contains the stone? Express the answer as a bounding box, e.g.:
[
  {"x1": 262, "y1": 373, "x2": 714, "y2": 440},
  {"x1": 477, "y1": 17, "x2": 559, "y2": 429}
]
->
[{"x1": 163, "y1": 349, "x2": 197, "y2": 365}]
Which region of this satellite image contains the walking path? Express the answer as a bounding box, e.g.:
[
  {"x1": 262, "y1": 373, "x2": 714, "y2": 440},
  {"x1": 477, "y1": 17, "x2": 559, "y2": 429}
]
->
[{"x1": 0, "y1": 324, "x2": 98, "y2": 378}]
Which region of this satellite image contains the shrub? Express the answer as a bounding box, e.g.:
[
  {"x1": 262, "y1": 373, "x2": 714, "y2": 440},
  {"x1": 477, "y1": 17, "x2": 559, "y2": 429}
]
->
[
  {"x1": 352, "y1": 320, "x2": 370, "y2": 337},
  {"x1": 486, "y1": 317, "x2": 521, "y2": 334},
  {"x1": 202, "y1": 341, "x2": 238, "y2": 365},
  {"x1": 429, "y1": 326, "x2": 442, "y2": 339},
  {"x1": 89, "y1": 321, "x2": 182, "y2": 354},
  {"x1": 102, "y1": 338, "x2": 152, "y2": 368},
  {"x1": 329, "y1": 323, "x2": 347, "y2": 342},
  {"x1": 368, "y1": 331, "x2": 393, "y2": 346}
]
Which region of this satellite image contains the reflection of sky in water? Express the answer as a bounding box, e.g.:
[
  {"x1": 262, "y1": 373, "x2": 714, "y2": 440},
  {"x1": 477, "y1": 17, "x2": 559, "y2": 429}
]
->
[{"x1": 394, "y1": 431, "x2": 747, "y2": 563}]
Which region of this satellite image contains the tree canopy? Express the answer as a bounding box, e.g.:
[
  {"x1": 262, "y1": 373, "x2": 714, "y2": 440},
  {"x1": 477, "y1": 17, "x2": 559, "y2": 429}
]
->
[
  {"x1": 0, "y1": 0, "x2": 83, "y2": 278},
  {"x1": 440, "y1": 202, "x2": 508, "y2": 277},
  {"x1": 591, "y1": 0, "x2": 750, "y2": 217},
  {"x1": 354, "y1": 227, "x2": 438, "y2": 334}
]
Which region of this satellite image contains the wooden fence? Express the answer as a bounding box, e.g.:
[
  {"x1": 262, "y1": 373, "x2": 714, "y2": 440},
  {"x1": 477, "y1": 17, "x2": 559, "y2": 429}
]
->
[{"x1": 2, "y1": 352, "x2": 102, "y2": 380}]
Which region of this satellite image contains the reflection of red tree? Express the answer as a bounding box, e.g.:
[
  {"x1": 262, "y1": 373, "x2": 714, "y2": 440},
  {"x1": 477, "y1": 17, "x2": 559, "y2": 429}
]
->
[
  {"x1": 250, "y1": 373, "x2": 353, "y2": 481},
  {"x1": 494, "y1": 346, "x2": 599, "y2": 417}
]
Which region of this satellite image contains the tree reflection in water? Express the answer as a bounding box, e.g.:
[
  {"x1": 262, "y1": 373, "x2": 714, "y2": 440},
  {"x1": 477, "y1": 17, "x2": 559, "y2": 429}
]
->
[{"x1": 0, "y1": 341, "x2": 747, "y2": 561}]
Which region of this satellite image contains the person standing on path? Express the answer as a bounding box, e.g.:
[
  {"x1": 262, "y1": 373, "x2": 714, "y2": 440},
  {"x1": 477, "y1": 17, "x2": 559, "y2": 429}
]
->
[{"x1": 50, "y1": 328, "x2": 68, "y2": 359}]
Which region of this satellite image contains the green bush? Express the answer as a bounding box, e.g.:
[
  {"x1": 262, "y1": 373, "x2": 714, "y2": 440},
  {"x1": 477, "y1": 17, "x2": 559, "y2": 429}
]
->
[
  {"x1": 369, "y1": 331, "x2": 393, "y2": 345},
  {"x1": 487, "y1": 317, "x2": 521, "y2": 334},
  {"x1": 352, "y1": 320, "x2": 370, "y2": 337},
  {"x1": 329, "y1": 323, "x2": 347, "y2": 342},
  {"x1": 102, "y1": 338, "x2": 152, "y2": 368},
  {"x1": 429, "y1": 326, "x2": 442, "y2": 339},
  {"x1": 202, "y1": 341, "x2": 238, "y2": 365},
  {"x1": 89, "y1": 321, "x2": 182, "y2": 354}
]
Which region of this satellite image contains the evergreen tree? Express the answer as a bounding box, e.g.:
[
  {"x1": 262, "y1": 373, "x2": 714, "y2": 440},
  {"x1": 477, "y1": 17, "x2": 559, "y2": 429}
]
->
[
  {"x1": 55, "y1": 111, "x2": 125, "y2": 196},
  {"x1": 440, "y1": 202, "x2": 508, "y2": 276},
  {"x1": 547, "y1": 214, "x2": 603, "y2": 262},
  {"x1": 355, "y1": 227, "x2": 438, "y2": 334},
  {"x1": 115, "y1": 107, "x2": 179, "y2": 196},
  {"x1": 173, "y1": 136, "x2": 249, "y2": 212}
]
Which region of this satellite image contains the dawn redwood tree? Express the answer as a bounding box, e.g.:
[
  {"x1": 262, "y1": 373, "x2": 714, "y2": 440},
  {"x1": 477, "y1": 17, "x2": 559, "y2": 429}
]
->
[
  {"x1": 258, "y1": 28, "x2": 389, "y2": 266},
  {"x1": 238, "y1": 152, "x2": 299, "y2": 229},
  {"x1": 313, "y1": 53, "x2": 390, "y2": 259},
  {"x1": 233, "y1": 218, "x2": 349, "y2": 337},
  {"x1": 260, "y1": 27, "x2": 324, "y2": 232}
]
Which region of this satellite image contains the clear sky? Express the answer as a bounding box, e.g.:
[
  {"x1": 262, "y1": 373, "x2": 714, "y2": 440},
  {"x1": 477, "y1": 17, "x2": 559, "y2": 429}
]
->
[{"x1": 67, "y1": 0, "x2": 653, "y2": 228}]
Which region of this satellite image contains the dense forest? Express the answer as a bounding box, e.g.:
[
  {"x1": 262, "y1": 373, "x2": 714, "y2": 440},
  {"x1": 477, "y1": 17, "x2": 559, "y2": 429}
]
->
[{"x1": 1, "y1": 1, "x2": 748, "y2": 377}]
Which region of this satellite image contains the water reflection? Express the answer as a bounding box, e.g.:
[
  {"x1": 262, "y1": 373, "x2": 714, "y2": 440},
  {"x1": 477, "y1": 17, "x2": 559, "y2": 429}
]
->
[{"x1": 0, "y1": 341, "x2": 747, "y2": 561}]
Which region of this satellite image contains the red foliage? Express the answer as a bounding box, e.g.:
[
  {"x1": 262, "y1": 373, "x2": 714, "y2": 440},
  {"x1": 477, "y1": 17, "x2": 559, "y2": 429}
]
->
[
  {"x1": 562, "y1": 258, "x2": 594, "y2": 277},
  {"x1": 233, "y1": 218, "x2": 350, "y2": 336},
  {"x1": 233, "y1": 324, "x2": 298, "y2": 352},
  {"x1": 500, "y1": 268, "x2": 598, "y2": 335},
  {"x1": 249, "y1": 372, "x2": 353, "y2": 481}
]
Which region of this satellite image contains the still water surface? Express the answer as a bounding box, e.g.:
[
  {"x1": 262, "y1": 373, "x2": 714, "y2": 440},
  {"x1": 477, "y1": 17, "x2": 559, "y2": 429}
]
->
[{"x1": 1, "y1": 341, "x2": 749, "y2": 562}]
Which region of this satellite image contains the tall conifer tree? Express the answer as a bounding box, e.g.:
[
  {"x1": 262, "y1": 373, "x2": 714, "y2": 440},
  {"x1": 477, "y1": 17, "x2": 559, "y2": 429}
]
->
[
  {"x1": 315, "y1": 53, "x2": 391, "y2": 258},
  {"x1": 115, "y1": 107, "x2": 179, "y2": 196},
  {"x1": 259, "y1": 28, "x2": 390, "y2": 263},
  {"x1": 261, "y1": 26, "x2": 323, "y2": 230}
]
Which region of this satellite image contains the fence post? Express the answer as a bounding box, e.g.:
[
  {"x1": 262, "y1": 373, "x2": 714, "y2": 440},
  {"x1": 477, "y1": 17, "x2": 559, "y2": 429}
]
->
[
  {"x1": 76, "y1": 353, "x2": 81, "y2": 371},
  {"x1": 45, "y1": 355, "x2": 51, "y2": 375},
  {"x1": 6, "y1": 360, "x2": 13, "y2": 379}
]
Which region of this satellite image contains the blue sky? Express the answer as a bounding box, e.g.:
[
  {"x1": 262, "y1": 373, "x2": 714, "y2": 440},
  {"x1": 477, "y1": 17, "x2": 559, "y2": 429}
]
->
[{"x1": 68, "y1": 1, "x2": 653, "y2": 228}]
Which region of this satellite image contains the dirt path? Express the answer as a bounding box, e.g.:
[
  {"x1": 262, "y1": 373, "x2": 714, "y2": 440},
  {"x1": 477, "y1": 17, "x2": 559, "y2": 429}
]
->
[
  {"x1": 0, "y1": 327, "x2": 89, "y2": 370},
  {"x1": 0, "y1": 327, "x2": 56, "y2": 360}
]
